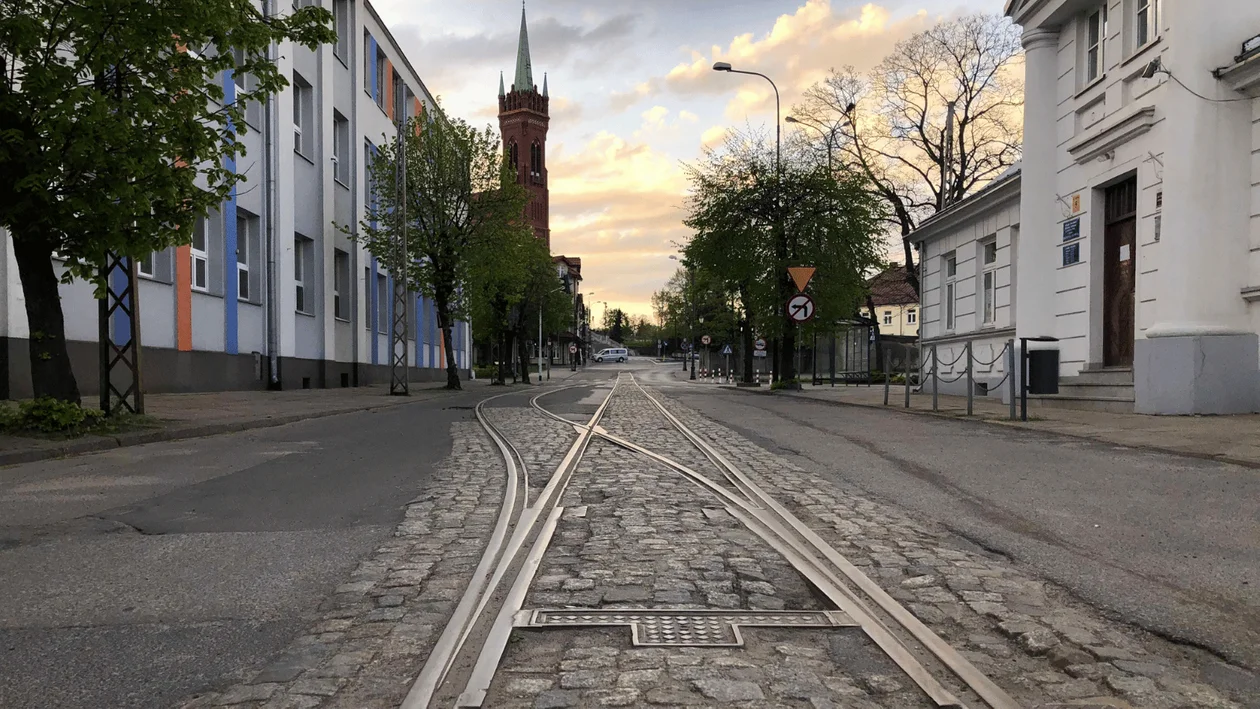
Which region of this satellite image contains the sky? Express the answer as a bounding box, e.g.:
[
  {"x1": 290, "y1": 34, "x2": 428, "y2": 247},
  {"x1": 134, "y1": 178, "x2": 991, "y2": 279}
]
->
[{"x1": 370, "y1": 0, "x2": 1003, "y2": 320}]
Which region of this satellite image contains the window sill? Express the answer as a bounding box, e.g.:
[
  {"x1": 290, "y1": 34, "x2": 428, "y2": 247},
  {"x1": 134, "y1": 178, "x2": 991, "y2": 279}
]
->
[
  {"x1": 238, "y1": 297, "x2": 263, "y2": 306},
  {"x1": 1120, "y1": 36, "x2": 1162, "y2": 72},
  {"x1": 294, "y1": 149, "x2": 315, "y2": 166},
  {"x1": 1074, "y1": 73, "x2": 1107, "y2": 99},
  {"x1": 192, "y1": 288, "x2": 223, "y2": 299},
  {"x1": 335, "y1": 176, "x2": 351, "y2": 190},
  {"x1": 334, "y1": 52, "x2": 348, "y2": 69},
  {"x1": 335, "y1": 315, "x2": 352, "y2": 323},
  {"x1": 296, "y1": 309, "x2": 315, "y2": 318}
]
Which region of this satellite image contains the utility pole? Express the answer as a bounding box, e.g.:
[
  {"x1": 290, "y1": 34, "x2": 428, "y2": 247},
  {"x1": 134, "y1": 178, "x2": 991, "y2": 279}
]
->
[
  {"x1": 389, "y1": 86, "x2": 410, "y2": 395},
  {"x1": 939, "y1": 100, "x2": 956, "y2": 211}
]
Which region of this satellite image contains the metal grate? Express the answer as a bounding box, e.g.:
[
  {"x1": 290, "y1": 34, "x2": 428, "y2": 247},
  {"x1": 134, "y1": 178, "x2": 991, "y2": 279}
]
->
[{"x1": 515, "y1": 608, "x2": 857, "y2": 647}]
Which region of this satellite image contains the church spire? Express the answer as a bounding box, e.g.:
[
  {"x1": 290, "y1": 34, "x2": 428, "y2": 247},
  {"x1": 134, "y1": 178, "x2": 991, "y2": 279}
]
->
[
  {"x1": 542, "y1": 72, "x2": 548, "y2": 97},
  {"x1": 514, "y1": 2, "x2": 534, "y2": 92},
  {"x1": 498, "y1": 71, "x2": 505, "y2": 97}
]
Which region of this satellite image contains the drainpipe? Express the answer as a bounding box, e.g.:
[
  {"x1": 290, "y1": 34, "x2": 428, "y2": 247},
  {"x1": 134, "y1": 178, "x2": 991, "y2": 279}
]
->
[
  {"x1": 262, "y1": 0, "x2": 279, "y2": 388},
  {"x1": 348, "y1": 12, "x2": 359, "y2": 385}
]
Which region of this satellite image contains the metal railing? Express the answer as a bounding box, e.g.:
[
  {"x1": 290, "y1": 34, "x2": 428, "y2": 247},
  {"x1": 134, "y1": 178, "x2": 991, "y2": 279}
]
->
[{"x1": 883, "y1": 338, "x2": 1018, "y2": 420}]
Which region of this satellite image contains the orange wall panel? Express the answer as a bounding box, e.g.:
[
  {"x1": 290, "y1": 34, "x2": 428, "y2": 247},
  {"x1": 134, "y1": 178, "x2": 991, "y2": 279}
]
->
[{"x1": 175, "y1": 245, "x2": 192, "y2": 351}]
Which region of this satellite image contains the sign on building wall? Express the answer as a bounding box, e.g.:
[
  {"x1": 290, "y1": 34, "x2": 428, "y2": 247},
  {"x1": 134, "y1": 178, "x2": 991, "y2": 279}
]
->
[
  {"x1": 1063, "y1": 242, "x2": 1081, "y2": 266},
  {"x1": 1062, "y1": 218, "x2": 1080, "y2": 241}
]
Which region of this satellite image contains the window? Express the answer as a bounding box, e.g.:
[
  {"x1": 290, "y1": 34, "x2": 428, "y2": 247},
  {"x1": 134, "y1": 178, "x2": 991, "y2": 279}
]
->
[
  {"x1": 1085, "y1": 6, "x2": 1106, "y2": 83},
  {"x1": 333, "y1": 0, "x2": 350, "y2": 61},
  {"x1": 944, "y1": 254, "x2": 957, "y2": 331},
  {"x1": 906, "y1": 309, "x2": 917, "y2": 325},
  {"x1": 191, "y1": 216, "x2": 210, "y2": 292},
  {"x1": 530, "y1": 142, "x2": 541, "y2": 181},
  {"x1": 374, "y1": 47, "x2": 386, "y2": 108},
  {"x1": 231, "y1": 48, "x2": 261, "y2": 128},
  {"x1": 137, "y1": 253, "x2": 154, "y2": 278},
  {"x1": 333, "y1": 111, "x2": 350, "y2": 185},
  {"x1": 293, "y1": 71, "x2": 313, "y2": 157},
  {"x1": 363, "y1": 31, "x2": 372, "y2": 95},
  {"x1": 882, "y1": 311, "x2": 893, "y2": 325},
  {"x1": 236, "y1": 214, "x2": 250, "y2": 301},
  {"x1": 509, "y1": 142, "x2": 519, "y2": 174},
  {"x1": 981, "y1": 241, "x2": 997, "y2": 325},
  {"x1": 334, "y1": 249, "x2": 351, "y2": 320},
  {"x1": 1135, "y1": 0, "x2": 1159, "y2": 49},
  {"x1": 983, "y1": 241, "x2": 997, "y2": 266},
  {"x1": 294, "y1": 235, "x2": 313, "y2": 314},
  {"x1": 376, "y1": 273, "x2": 388, "y2": 333}
]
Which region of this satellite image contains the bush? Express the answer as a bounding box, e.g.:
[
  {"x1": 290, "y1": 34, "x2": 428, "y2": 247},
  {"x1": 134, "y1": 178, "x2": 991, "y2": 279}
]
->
[
  {"x1": 771, "y1": 378, "x2": 802, "y2": 391},
  {"x1": 1, "y1": 398, "x2": 105, "y2": 434},
  {"x1": 472, "y1": 365, "x2": 497, "y2": 380}
]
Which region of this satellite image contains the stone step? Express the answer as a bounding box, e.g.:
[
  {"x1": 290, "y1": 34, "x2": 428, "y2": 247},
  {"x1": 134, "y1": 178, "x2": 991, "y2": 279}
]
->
[
  {"x1": 1028, "y1": 394, "x2": 1135, "y2": 414},
  {"x1": 1058, "y1": 382, "x2": 1136, "y2": 399},
  {"x1": 1061, "y1": 367, "x2": 1134, "y2": 387}
]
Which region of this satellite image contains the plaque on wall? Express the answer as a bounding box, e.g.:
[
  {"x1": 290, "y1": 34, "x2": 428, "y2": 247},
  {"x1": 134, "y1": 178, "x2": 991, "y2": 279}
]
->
[{"x1": 1062, "y1": 218, "x2": 1080, "y2": 241}]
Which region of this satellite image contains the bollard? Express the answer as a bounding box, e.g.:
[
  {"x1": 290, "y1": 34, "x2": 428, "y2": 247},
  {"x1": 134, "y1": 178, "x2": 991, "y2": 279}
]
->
[
  {"x1": 965, "y1": 341, "x2": 973, "y2": 417},
  {"x1": 883, "y1": 351, "x2": 890, "y2": 406},
  {"x1": 903, "y1": 352, "x2": 911, "y2": 408},
  {"x1": 1006, "y1": 339, "x2": 1016, "y2": 421},
  {"x1": 931, "y1": 345, "x2": 939, "y2": 412}
]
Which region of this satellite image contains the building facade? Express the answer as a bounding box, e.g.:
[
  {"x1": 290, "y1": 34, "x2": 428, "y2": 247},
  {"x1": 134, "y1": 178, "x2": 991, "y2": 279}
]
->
[
  {"x1": 1004, "y1": 0, "x2": 1260, "y2": 414},
  {"x1": 499, "y1": 6, "x2": 551, "y2": 248},
  {"x1": 861, "y1": 266, "x2": 922, "y2": 338},
  {"x1": 0, "y1": 0, "x2": 470, "y2": 399},
  {"x1": 917, "y1": 166, "x2": 1021, "y2": 398}
]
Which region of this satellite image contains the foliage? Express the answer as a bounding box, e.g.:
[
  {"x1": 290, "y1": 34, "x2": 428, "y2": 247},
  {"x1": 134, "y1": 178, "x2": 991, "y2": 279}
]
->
[
  {"x1": 793, "y1": 13, "x2": 1023, "y2": 293},
  {"x1": 354, "y1": 109, "x2": 528, "y2": 389},
  {"x1": 770, "y1": 378, "x2": 802, "y2": 391},
  {"x1": 681, "y1": 127, "x2": 887, "y2": 382},
  {"x1": 4, "y1": 398, "x2": 104, "y2": 434},
  {"x1": 1, "y1": 0, "x2": 336, "y2": 403}
]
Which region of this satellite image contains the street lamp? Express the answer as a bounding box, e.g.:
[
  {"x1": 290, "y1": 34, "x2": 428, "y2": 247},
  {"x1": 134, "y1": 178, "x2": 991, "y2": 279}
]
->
[
  {"x1": 540, "y1": 284, "x2": 565, "y2": 382},
  {"x1": 785, "y1": 114, "x2": 851, "y2": 176},
  {"x1": 715, "y1": 62, "x2": 796, "y2": 382}
]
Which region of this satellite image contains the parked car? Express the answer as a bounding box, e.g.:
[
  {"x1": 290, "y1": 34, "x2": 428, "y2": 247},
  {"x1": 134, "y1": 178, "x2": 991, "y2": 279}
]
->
[{"x1": 594, "y1": 347, "x2": 628, "y2": 363}]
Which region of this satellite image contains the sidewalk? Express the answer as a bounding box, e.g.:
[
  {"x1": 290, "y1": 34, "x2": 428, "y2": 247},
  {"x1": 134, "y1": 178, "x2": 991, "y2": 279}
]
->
[
  {"x1": 739, "y1": 380, "x2": 1260, "y2": 468},
  {"x1": 0, "y1": 381, "x2": 477, "y2": 467}
]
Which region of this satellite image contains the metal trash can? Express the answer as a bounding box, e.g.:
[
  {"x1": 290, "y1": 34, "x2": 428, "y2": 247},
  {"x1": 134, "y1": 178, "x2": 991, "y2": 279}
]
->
[{"x1": 1027, "y1": 349, "x2": 1060, "y2": 395}]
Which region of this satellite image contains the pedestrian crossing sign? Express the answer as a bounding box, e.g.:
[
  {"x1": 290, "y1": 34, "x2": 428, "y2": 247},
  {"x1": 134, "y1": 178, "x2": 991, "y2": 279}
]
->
[{"x1": 721, "y1": 345, "x2": 733, "y2": 355}]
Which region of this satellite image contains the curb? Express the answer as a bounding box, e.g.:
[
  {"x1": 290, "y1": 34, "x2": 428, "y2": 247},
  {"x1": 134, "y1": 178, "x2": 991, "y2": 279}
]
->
[
  {"x1": 743, "y1": 388, "x2": 1260, "y2": 471},
  {"x1": 0, "y1": 396, "x2": 436, "y2": 469}
]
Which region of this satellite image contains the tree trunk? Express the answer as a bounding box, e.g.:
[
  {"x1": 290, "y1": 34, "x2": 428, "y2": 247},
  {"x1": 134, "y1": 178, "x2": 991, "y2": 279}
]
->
[
  {"x1": 518, "y1": 333, "x2": 531, "y2": 384},
  {"x1": 866, "y1": 294, "x2": 884, "y2": 375},
  {"x1": 12, "y1": 235, "x2": 82, "y2": 404},
  {"x1": 741, "y1": 317, "x2": 754, "y2": 384},
  {"x1": 434, "y1": 298, "x2": 461, "y2": 390},
  {"x1": 901, "y1": 226, "x2": 920, "y2": 296}
]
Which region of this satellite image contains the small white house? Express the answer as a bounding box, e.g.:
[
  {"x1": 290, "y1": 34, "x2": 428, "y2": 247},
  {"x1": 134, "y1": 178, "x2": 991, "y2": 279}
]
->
[{"x1": 917, "y1": 164, "x2": 1021, "y2": 399}]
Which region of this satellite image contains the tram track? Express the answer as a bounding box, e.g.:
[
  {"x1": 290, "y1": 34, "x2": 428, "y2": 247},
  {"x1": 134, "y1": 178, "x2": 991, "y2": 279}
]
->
[{"x1": 401, "y1": 372, "x2": 1019, "y2": 708}]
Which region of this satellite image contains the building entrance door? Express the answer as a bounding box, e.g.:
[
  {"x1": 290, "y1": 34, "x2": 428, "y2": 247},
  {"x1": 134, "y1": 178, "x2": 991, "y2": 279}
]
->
[{"x1": 1103, "y1": 178, "x2": 1137, "y2": 367}]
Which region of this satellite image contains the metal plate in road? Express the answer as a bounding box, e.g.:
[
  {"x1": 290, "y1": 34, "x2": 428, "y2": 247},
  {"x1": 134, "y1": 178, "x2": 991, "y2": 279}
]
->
[
  {"x1": 516, "y1": 608, "x2": 857, "y2": 647},
  {"x1": 787, "y1": 293, "x2": 816, "y2": 323}
]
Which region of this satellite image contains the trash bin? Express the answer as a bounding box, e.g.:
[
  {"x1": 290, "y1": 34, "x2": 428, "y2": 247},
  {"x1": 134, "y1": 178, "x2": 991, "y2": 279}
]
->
[{"x1": 1027, "y1": 349, "x2": 1060, "y2": 395}]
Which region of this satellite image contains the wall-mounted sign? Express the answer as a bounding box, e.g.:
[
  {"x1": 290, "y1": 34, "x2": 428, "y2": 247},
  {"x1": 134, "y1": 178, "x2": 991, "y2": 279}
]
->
[
  {"x1": 1071, "y1": 194, "x2": 1081, "y2": 214},
  {"x1": 1063, "y1": 218, "x2": 1080, "y2": 241},
  {"x1": 1063, "y1": 242, "x2": 1081, "y2": 266}
]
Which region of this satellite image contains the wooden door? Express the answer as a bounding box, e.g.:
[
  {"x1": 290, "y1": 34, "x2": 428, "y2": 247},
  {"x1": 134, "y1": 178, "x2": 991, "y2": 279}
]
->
[{"x1": 1103, "y1": 179, "x2": 1137, "y2": 367}]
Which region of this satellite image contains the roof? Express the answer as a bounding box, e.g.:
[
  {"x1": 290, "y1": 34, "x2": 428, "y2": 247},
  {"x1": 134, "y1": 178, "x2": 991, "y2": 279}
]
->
[
  {"x1": 912, "y1": 161, "x2": 1022, "y2": 241},
  {"x1": 514, "y1": 4, "x2": 534, "y2": 92},
  {"x1": 867, "y1": 266, "x2": 918, "y2": 307}
]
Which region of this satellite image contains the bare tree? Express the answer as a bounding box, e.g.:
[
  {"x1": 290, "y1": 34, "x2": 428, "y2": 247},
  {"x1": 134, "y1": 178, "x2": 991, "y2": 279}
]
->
[{"x1": 795, "y1": 14, "x2": 1023, "y2": 295}]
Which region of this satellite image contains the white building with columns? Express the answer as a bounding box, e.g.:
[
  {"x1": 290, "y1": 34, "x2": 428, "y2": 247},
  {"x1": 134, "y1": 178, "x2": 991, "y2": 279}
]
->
[{"x1": 1003, "y1": 0, "x2": 1260, "y2": 414}]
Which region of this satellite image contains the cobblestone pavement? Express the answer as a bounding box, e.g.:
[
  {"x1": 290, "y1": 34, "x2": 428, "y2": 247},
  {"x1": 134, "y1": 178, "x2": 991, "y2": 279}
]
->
[{"x1": 174, "y1": 380, "x2": 1252, "y2": 709}]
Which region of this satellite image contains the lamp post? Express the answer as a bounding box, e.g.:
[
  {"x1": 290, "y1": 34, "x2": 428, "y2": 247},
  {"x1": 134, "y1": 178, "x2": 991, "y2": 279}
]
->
[
  {"x1": 714, "y1": 62, "x2": 793, "y2": 382},
  {"x1": 784, "y1": 114, "x2": 850, "y2": 176},
  {"x1": 540, "y1": 284, "x2": 564, "y2": 383}
]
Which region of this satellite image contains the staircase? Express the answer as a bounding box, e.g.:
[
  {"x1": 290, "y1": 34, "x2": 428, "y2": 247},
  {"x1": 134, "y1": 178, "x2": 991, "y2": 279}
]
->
[{"x1": 1031, "y1": 367, "x2": 1135, "y2": 414}]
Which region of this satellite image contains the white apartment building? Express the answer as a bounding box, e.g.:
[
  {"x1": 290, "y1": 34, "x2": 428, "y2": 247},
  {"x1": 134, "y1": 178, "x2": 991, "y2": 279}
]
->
[
  {"x1": 0, "y1": 0, "x2": 470, "y2": 398},
  {"x1": 917, "y1": 1, "x2": 1260, "y2": 413}
]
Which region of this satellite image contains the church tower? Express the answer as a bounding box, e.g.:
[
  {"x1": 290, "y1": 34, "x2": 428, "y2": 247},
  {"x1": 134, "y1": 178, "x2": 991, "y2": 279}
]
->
[{"x1": 499, "y1": 3, "x2": 550, "y2": 248}]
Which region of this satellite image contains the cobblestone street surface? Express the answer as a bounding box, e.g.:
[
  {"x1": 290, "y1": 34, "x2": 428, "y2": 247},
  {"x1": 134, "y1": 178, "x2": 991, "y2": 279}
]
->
[{"x1": 176, "y1": 380, "x2": 1251, "y2": 708}]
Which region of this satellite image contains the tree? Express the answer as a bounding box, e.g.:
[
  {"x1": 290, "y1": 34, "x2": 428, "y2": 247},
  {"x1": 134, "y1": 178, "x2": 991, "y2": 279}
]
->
[
  {"x1": 794, "y1": 14, "x2": 1023, "y2": 296},
  {"x1": 357, "y1": 110, "x2": 528, "y2": 389},
  {"x1": 0, "y1": 0, "x2": 335, "y2": 403},
  {"x1": 467, "y1": 219, "x2": 532, "y2": 385},
  {"x1": 683, "y1": 128, "x2": 886, "y2": 383}
]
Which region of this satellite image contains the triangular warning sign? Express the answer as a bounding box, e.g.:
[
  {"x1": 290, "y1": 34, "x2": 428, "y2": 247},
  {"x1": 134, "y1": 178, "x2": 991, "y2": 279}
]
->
[{"x1": 788, "y1": 266, "x2": 816, "y2": 293}]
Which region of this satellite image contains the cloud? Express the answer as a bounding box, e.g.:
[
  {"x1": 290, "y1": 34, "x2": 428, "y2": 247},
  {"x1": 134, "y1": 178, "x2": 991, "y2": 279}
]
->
[
  {"x1": 700, "y1": 125, "x2": 729, "y2": 148},
  {"x1": 548, "y1": 132, "x2": 691, "y2": 317}
]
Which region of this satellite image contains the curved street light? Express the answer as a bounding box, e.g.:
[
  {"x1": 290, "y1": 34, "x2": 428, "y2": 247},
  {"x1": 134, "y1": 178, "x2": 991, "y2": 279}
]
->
[{"x1": 785, "y1": 114, "x2": 851, "y2": 175}]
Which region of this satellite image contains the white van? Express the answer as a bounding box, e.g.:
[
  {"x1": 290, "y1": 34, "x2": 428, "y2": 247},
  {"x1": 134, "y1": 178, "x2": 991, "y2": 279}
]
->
[{"x1": 594, "y1": 348, "x2": 628, "y2": 363}]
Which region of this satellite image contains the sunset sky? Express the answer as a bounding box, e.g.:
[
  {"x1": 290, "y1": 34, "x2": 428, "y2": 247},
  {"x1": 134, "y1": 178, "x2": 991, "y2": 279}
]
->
[{"x1": 370, "y1": 0, "x2": 1001, "y2": 319}]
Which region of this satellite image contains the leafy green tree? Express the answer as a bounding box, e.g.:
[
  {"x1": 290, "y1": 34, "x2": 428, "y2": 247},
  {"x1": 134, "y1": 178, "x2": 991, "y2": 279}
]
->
[
  {"x1": 467, "y1": 218, "x2": 531, "y2": 385},
  {"x1": 683, "y1": 128, "x2": 886, "y2": 383},
  {"x1": 512, "y1": 241, "x2": 570, "y2": 384},
  {"x1": 357, "y1": 111, "x2": 528, "y2": 389},
  {"x1": 0, "y1": 0, "x2": 335, "y2": 403}
]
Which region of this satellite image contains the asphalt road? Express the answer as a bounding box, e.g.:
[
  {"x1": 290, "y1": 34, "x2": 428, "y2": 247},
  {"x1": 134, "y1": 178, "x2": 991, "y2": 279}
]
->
[
  {"x1": 0, "y1": 388, "x2": 490, "y2": 709},
  {"x1": 632, "y1": 361, "x2": 1260, "y2": 692}
]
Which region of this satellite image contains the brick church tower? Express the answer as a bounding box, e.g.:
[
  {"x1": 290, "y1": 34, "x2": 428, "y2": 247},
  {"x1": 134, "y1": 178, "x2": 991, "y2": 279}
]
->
[{"x1": 498, "y1": 4, "x2": 550, "y2": 248}]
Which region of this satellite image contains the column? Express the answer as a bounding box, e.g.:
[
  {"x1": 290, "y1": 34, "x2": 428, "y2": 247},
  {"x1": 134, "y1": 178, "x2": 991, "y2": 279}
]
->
[
  {"x1": 1014, "y1": 28, "x2": 1061, "y2": 358},
  {"x1": 1136, "y1": 2, "x2": 1258, "y2": 414}
]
